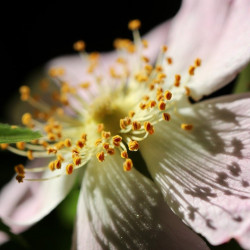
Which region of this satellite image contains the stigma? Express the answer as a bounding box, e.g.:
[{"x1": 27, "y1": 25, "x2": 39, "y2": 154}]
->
[{"x1": 1, "y1": 20, "x2": 201, "y2": 183}]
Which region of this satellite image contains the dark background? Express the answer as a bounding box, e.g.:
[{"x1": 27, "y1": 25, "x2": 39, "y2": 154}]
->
[{"x1": 0, "y1": 1, "x2": 242, "y2": 249}]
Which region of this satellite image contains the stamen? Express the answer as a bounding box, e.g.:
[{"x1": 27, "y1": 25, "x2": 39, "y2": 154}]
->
[
  {"x1": 162, "y1": 113, "x2": 171, "y2": 121},
  {"x1": 73, "y1": 40, "x2": 86, "y2": 52},
  {"x1": 16, "y1": 142, "x2": 25, "y2": 150},
  {"x1": 128, "y1": 19, "x2": 141, "y2": 31},
  {"x1": 181, "y1": 123, "x2": 193, "y2": 131},
  {"x1": 123, "y1": 158, "x2": 133, "y2": 171},
  {"x1": 66, "y1": 163, "x2": 74, "y2": 175},
  {"x1": 96, "y1": 151, "x2": 105, "y2": 162},
  {"x1": 121, "y1": 151, "x2": 128, "y2": 159},
  {"x1": 128, "y1": 140, "x2": 139, "y2": 151},
  {"x1": 144, "y1": 121, "x2": 154, "y2": 135},
  {"x1": 112, "y1": 135, "x2": 122, "y2": 147}
]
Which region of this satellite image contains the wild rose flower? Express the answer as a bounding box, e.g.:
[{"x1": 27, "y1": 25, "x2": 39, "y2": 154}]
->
[{"x1": 1, "y1": 0, "x2": 250, "y2": 249}]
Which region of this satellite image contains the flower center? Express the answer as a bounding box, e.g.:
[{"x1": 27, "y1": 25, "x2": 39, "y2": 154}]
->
[{"x1": 1, "y1": 19, "x2": 202, "y2": 183}]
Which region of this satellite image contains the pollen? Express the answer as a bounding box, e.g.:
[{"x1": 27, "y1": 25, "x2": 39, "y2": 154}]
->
[
  {"x1": 54, "y1": 159, "x2": 62, "y2": 169},
  {"x1": 112, "y1": 135, "x2": 122, "y2": 146},
  {"x1": 16, "y1": 142, "x2": 25, "y2": 150},
  {"x1": 14, "y1": 164, "x2": 25, "y2": 175},
  {"x1": 73, "y1": 156, "x2": 82, "y2": 166},
  {"x1": 123, "y1": 158, "x2": 133, "y2": 171},
  {"x1": 144, "y1": 121, "x2": 154, "y2": 135},
  {"x1": 158, "y1": 101, "x2": 166, "y2": 111},
  {"x1": 181, "y1": 123, "x2": 193, "y2": 131},
  {"x1": 164, "y1": 90, "x2": 172, "y2": 100},
  {"x1": 73, "y1": 40, "x2": 86, "y2": 52},
  {"x1": 132, "y1": 121, "x2": 141, "y2": 131},
  {"x1": 162, "y1": 113, "x2": 171, "y2": 121},
  {"x1": 128, "y1": 19, "x2": 141, "y2": 30},
  {"x1": 96, "y1": 151, "x2": 105, "y2": 162},
  {"x1": 76, "y1": 139, "x2": 85, "y2": 148},
  {"x1": 128, "y1": 140, "x2": 139, "y2": 151},
  {"x1": 121, "y1": 151, "x2": 128, "y2": 159},
  {"x1": 101, "y1": 131, "x2": 111, "y2": 139},
  {"x1": 66, "y1": 164, "x2": 74, "y2": 175}
]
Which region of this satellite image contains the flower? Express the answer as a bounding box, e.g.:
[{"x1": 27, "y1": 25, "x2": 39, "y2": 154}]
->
[{"x1": 1, "y1": 0, "x2": 250, "y2": 249}]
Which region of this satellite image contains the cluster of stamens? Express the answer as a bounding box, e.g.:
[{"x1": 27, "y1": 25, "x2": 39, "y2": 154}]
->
[{"x1": 0, "y1": 19, "x2": 202, "y2": 183}]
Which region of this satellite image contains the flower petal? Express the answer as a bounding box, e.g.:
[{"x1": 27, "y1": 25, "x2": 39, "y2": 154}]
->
[
  {"x1": 162, "y1": 0, "x2": 250, "y2": 100},
  {"x1": 0, "y1": 159, "x2": 77, "y2": 234},
  {"x1": 140, "y1": 93, "x2": 250, "y2": 248},
  {"x1": 75, "y1": 154, "x2": 208, "y2": 249}
]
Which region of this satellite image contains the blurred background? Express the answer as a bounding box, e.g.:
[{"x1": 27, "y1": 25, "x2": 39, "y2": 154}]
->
[{"x1": 0, "y1": 1, "x2": 247, "y2": 249}]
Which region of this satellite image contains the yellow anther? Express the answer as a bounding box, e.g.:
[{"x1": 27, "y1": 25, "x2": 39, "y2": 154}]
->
[
  {"x1": 132, "y1": 121, "x2": 141, "y2": 131},
  {"x1": 149, "y1": 83, "x2": 155, "y2": 90},
  {"x1": 64, "y1": 138, "x2": 72, "y2": 147},
  {"x1": 120, "y1": 119, "x2": 127, "y2": 129},
  {"x1": 128, "y1": 111, "x2": 135, "y2": 118},
  {"x1": 139, "y1": 103, "x2": 146, "y2": 110},
  {"x1": 164, "y1": 90, "x2": 172, "y2": 100},
  {"x1": 16, "y1": 175, "x2": 25, "y2": 183},
  {"x1": 195, "y1": 58, "x2": 201, "y2": 67},
  {"x1": 121, "y1": 151, "x2": 128, "y2": 159},
  {"x1": 128, "y1": 140, "x2": 139, "y2": 151},
  {"x1": 19, "y1": 85, "x2": 30, "y2": 101},
  {"x1": 188, "y1": 66, "x2": 195, "y2": 75},
  {"x1": 116, "y1": 57, "x2": 126, "y2": 64},
  {"x1": 128, "y1": 19, "x2": 141, "y2": 30},
  {"x1": 144, "y1": 64, "x2": 153, "y2": 74},
  {"x1": 95, "y1": 138, "x2": 102, "y2": 146},
  {"x1": 162, "y1": 113, "x2": 171, "y2": 121},
  {"x1": 57, "y1": 154, "x2": 64, "y2": 162},
  {"x1": 47, "y1": 147, "x2": 57, "y2": 154},
  {"x1": 112, "y1": 135, "x2": 122, "y2": 147},
  {"x1": 181, "y1": 123, "x2": 193, "y2": 131},
  {"x1": 27, "y1": 150, "x2": 34, "y2": 160},
  {"x1": 110, "y1": 67, "x2": 121, "y2": 78},
  {"x1": 16, "y1": 142, "x2": 25, "y2": 150},
  {"x1": 157, "y1": 94, "x2": 164, "y2": 102},
  {"x1": 48, "y1": 133, "x2": 56, "y2": 141},
  {"x1": 142, "y1": 39, "x2": 148, "y2": 48},
  {"x1": 107, "y1": 148, "x2": 115, "y2": 155},
  {"x1": 54, "y1": 159, "x2": 62, "y2": 169},
  {"x1": 142, "y1": 56, "x2": 149, "y2": 63},
  {"x1": 103, "y1": 143, "x2": 110, "y2": 150},
  {"x1": 127, "y1": 44, "x2": 136, "y2": 53},
  {"x1": 49, "y1": 161, "x2": 55, "y2": 171},
  {"x1": 174, "y1": 74, "x2": 181, "y2": 87},
  {"x1": 158, "y1": 101, "x2": 166, "y2": 111},
  {"x1": 80, "y1": 82, "x2": 90, "y2": 89},
  {"x1": 142, "y1": 95, "x2": 150, "y2": 101},
  {"x1": 157, "y1": 73, "x2": 167, "y2": 81},
  {"x1": 96, "y1": 151, "x2": 105, "y2": 162},
  {"x1": 66, "y1": 163, "x2": 74, "y2": 175},
  {"x1": 155, "y1": 65, "x2": 163, "y2": 72},
  {"x1": 14, "y1": 164, "x2": 25, "y2": 175},
  {"x1": 55, "y1": 141, "x2": 65, "y2": 150},
  {"x1": 184, "y1": 86, "x2": 191, "y2": 96},
  {"x1": 144, "y1": 121, "x2": 154, "y2": 135},
  {"x1": 60, "y1": 94, "x2": 69, "y2": 106},
  {"x1": 72, "y1": 148, "x2": 80, "y2": 158},
  {"x1": 22, "y1": 113, "x2": 32, "y2": 126},
  {"x1": 166, "y1": 57, "x2": 173, "y2": 64},
  {"x1": 97, "y1": 123, "x2": 104, "y2": 133},
  {"x1": 81, "y1": 133, "x2": 87, "y2": 141},
  {"x1": 148, "y1": 100, "x2": 156, "y2": 108},
  {"x1": 0, "y1": 143, "x2": 8, "y2": 150},
  {"x1": 49, "y1": 67, "x2": 65, "y2": 78},
  {"x1": 123, "y1": 158, "x2": 133, "y2": 171},
  {"x1": 135, "y1": 73, "x2": 148, "y2": 83},
  {"x1": 73, "y1": 40, "x2": 86, "y2": 52},
  {"x1": 73, "y1": 156, "x2": 81, "y2": 166},
  {"x1": 76, "y1": 139, "x2": 85, "y2": 148},
  {"x1": 101, "y1": 131, "x2": 111, "y2": 139},
  {"x1": 162, "y1": 45, "x2": 168, "y2": 52}
]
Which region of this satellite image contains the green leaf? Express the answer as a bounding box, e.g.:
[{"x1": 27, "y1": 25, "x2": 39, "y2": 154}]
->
[
  {"x1": 233, "y1": 63, "x2": 250, "y2": 93},
  {"x1": 0, "y1": 123, "x2": 42, "y2": 144}
]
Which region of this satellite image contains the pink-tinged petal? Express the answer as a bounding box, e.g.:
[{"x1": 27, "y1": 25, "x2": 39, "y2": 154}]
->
[
  {"x1": 0, "y1": 159, "x2": 77, "y2": 234},
  {"x1": 0, "y1": 232, "x2": 9, "y2": 245},
  {"x1": 159, "y1": 0, "x2": 250, "y2": 100},
  {"x1": 75, "y1": 154, "x2": 208, "y2": 250},
  {"x1": 140, "y1": 93, "x2": 250, "y2": 248}
]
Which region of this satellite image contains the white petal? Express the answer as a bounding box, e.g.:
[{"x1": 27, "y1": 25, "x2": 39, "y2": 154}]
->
[
  {"x1": 75, "y1": 153, "x2": 208, "y2": 250},
  {"x1": 162, "y1": 0, "x2": 250, "y2": 100},
  {"x1": 0, "y1": 159, "x2": 77, "y2": 231},
  {"x1": 140, "y1": 93, "x2": 250, "y2": 248}
]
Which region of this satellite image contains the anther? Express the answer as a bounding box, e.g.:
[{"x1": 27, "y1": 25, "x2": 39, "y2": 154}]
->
[
  {"x1": 162, "y1": 45, "x2": 168, "y2": 53},
  {"x1": 22, "y1": 113, "x2": 32, "y2": 126},
  {"x1": 132, "y1": 121, "x2": 141, "y2": 131},
  {"x1": 64, "y1": 138, "x2": 72, "y2": 147},
  {"x1": 55, "y1": 159, "x2": 62, "y2": 169},
  {"x1": 158, "y1": 101, "x2": 166, "y2": 111},
  {"x1": 73, "y1": 156, "x2": 81, "y2": 165},
  {"x1": 107, "y1": 148, "x2": 115, "y2": 155},
  {"x1": 188, "y1": 66, "x2": 195, "y2": 75},
  {"x1": 166, "y1": 57, "x2": 173, "y2": 64},
  {"x1": 164, "y1": 90, "x2": 172, "y2": 100},
  {"x1": 76, "y1": 139, "x2": 85, "y2": 148},
  {"x1": 195, "y1": 58, "x2": 201, "y2": 67},
  {"x1": 101, "y1": 131, "x2": 111, "y2": 139},
  {"x1": 129, "y1": 111, "x2": 135, "y2": 118},
  {"x1": 162, "y1": 113, "x2": 171, "y2": 121},
  {"x1": 19, "y1": 85, "x2": 30, "y2": 101},
  {"x1": 27, "y1": 150, "x2": 34, "y2": 160},
  {"x1": 66, "y1": 164, "x2": 74, "y2": 175},
  {"x1": 73, "y1": 40, "x2": 86, "y2": 52},
  {"x1": 128, "y1": 19, "x2": 141, "y2": 30},
  {"x1": 148, "y1": 100, "x2": 156, "y2": 108},
  {"x1": 97, "y1": 123, "x2": 104, "y2": 133},
  {"x1": 103, "y1": 143, "x2": 110, "y2": 150},
  {"x1": 123, "y1": 158, "x2": 133, "y2": 171},
  {"x1": 181, "y1": 123, "x2": 193, "y2": 131},
  {"x1": 14, "y1": 164, "x2": 25, "y2": 175},
  {"x1": 47, "y1": 147, "x2": 57, "y2": 154},
  {"x1": 0, "y1": 143, "x2": 8, "y2": 150},
  {"x1": 128, "y1": 140, "x2": 139, "y2": 151},
  {"x1": 96, "y1": 151, "x2": 105, "y2": 162},
  {"x1": 16, "y1": 142, "x2": 25, "y2": 150},
  {"x1": 49, "y1": 161, "x2": 55, "y2": 171},
  {"x1": 112, "y1": 135, "x2": 122, "y2": 147},
  {"x1": 121, "y1": 151, "x2": 128, "y2": 159},
  {"x1": 144, "y1": 122, "x2": 154, "y2": 135}
]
